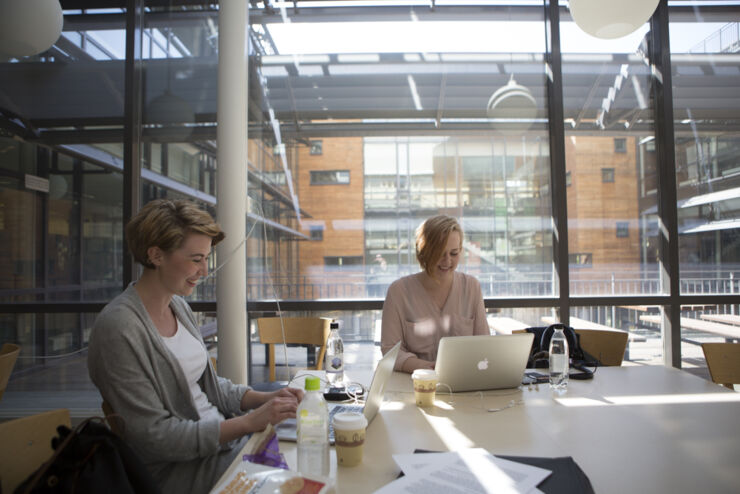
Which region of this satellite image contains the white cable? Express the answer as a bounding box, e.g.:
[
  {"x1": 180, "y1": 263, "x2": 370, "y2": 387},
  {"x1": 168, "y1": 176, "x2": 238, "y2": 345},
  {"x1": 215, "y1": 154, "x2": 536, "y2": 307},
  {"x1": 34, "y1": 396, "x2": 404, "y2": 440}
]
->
[{"x1": 194, "y1": 219, "x2": 258, "y2": 286}]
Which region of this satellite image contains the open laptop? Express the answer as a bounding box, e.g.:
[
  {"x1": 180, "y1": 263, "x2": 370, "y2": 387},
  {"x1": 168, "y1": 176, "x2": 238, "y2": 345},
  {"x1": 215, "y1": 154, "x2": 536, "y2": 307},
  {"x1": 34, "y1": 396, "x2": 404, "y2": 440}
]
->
[
  {"x1": 275, "y1": 341, "x2": 401, "y2": 444},
  {"x1": 434, "y1": 333, "x2": 534, "y2": 392}
]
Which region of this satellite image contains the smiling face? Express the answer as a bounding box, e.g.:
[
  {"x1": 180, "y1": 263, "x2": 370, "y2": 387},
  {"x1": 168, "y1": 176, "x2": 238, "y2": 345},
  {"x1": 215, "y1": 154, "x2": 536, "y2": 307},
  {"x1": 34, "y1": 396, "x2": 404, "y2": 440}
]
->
[
  {"x1": 149, "y1": 232, "x2": 212, "y2": 297},
  {"x1": 433, "y1": 231, "x2": 461, "y2": 281}
]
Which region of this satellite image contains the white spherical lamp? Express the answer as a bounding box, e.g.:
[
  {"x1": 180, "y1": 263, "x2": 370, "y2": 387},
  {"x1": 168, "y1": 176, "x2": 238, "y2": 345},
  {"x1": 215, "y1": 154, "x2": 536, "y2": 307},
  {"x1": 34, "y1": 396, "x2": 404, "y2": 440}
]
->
[
  {"x1": 568, "y1": 0, "x2": 659, "y2": 39},
  {"x1": 486, "y1": 76, "x2": 537, "y2": 132},
  {"x1": 0, "y1": 0, "x2": 63, "y2": 57}
]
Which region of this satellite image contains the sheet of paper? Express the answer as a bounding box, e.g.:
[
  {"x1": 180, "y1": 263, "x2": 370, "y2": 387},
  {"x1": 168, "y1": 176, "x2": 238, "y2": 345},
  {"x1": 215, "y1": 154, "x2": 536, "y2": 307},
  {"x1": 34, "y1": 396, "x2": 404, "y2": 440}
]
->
[{"x1": 385, "y1": 448, "x2": 550, "y2": 494}]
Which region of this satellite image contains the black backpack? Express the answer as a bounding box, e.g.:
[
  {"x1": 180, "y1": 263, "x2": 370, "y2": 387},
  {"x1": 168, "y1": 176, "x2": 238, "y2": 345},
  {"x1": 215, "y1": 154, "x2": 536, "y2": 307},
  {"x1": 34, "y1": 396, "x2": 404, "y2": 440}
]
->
[
  {"x1": 525, "y1": 323, "x2": 597, "y2": 380},
  {"x1": 14, "y1": 417, "x2": 161, "y2": 494}
]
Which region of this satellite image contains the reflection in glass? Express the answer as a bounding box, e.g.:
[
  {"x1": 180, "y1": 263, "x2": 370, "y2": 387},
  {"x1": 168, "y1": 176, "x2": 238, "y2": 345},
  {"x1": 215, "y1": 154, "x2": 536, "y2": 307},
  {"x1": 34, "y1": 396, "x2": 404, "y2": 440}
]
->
[
  {"x1": 561, "y1": 22, "x2": 659, "y2": 296},
  {"x1": 248, "y1": 7, "x2": 550, "y2": 300},
  {"x1": 671, "y1": 14, "x2": 740, "y2": 295}
]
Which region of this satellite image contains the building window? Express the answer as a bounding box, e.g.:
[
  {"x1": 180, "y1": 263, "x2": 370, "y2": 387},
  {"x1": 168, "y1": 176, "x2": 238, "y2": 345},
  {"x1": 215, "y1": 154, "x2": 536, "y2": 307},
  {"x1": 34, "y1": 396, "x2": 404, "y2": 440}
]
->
[
  {"x1": 262, "y1": 171, "x2": 286, "y2": 185},
  {"x1": 614, "y1": 138, "x2": 627, "y2": 153},
  {"x1": 310, "y1": 170, "x2": 350, "y2": 185},
  {"x1": 324, "y1": 256, "x2": 363, "y2": 266},
  {"x1": 309, "y1": 225, "x2": 324, "y2": 241},
  {"x1": 565, "y1": 171, "x2": 572, "y2": 187},
  {"x1": 616, "y1": 222, "x2": 629, "y2": 238},
  {"x1": 569, "y1": 253, "x2": 593, "y2": 267},
  {"x1": 601, "y1": 167, "x2": 615, "y2": 183},
  {"x1": 309, "y1": 140, "x2": 323, "y2": 155}
]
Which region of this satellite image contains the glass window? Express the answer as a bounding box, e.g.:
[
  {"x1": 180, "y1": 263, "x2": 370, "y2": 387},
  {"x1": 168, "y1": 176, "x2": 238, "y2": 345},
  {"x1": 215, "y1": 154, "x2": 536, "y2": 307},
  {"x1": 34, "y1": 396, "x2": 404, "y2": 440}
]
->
[
  {"x1": 601, "y1": 167, "x2": 615, "y2": 183},
  {"x1": 561, "y1": 20, "x2": 659, "y2": 296},
  {"x1": 310, "y1": 226, "x2": 324, "y2": 241},
  {"x1": 671, "y1": 9, "x2": 740, "y2": 296},
  {"x1": 310, "y1": 140, "x2": 323, "y2": 155},
  {"x1": 249, "y1": 6, "x2": 551, "y2": 301},
  {"x1": 310, "y1": 170, "x2": 350, "y2": 185}
]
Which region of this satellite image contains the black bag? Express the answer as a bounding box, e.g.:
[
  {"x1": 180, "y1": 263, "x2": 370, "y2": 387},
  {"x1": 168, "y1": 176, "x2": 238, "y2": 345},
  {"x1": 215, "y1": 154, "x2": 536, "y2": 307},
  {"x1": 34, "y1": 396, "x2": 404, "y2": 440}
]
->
[
  {"x1": 14, "y1": 417, "x2": 161, "y2": 494},
  {"x1": 525, "y1": 323, "x2": 597, "y2": 380}
]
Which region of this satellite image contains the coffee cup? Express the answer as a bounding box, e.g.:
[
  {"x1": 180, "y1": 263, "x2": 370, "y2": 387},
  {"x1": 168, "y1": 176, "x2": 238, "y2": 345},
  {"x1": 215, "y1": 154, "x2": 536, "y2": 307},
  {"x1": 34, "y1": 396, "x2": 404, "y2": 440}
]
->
[
  {"x1": 412, "y1": 369, "x2": 438, "y2": 407},
  {"x1": 332, "y1": 411, "x2": 368, "y2": 467}
]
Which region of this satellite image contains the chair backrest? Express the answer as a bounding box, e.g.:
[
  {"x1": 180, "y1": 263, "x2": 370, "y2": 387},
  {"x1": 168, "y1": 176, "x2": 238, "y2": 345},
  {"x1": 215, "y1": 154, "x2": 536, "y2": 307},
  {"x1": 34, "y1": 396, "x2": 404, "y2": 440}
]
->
[
  {"x1": 256, "y1": 317, "x2": 332, "y2": 381},
  {"x1": 702, "y1": 342, "x2": 740, "y2": 389},
  {"x1": 574, "y1": 329, "x2": 628, "y2": 366},
  {"x1": 0, "y1": 408, "x2": 71, "y2": 494},
  {"x1": 0, "y1": 343, "x2": 21, "y2": 401}
]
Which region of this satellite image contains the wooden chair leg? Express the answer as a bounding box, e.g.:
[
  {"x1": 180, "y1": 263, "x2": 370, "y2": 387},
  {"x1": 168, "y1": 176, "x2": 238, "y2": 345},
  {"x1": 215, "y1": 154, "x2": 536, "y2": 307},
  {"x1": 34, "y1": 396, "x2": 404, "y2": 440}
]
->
[{"x1": 268, "y1": 344, "x2": 276, "y2": 382}]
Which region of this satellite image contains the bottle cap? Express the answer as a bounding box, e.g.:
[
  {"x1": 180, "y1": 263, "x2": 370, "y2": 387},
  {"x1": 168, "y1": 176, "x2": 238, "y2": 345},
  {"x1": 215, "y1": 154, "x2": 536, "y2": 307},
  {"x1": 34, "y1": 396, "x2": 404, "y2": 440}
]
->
[
  {"x1": 304, "y1": 376, "x2": 321, "y2": 391},
  {"x1": 330, "y1": 321, "x2": 339, "y2": 329}
]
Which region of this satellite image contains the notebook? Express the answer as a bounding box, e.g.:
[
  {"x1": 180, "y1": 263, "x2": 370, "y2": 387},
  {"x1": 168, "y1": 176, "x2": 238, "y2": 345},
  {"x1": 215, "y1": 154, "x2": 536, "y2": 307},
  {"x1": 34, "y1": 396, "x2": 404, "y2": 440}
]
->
[
  {"x1": 434, "y1": 333, "x2": 534, "y2": 392},
  {"x1": 275, "y1": 341, "x2": 401, "y2": 444}
]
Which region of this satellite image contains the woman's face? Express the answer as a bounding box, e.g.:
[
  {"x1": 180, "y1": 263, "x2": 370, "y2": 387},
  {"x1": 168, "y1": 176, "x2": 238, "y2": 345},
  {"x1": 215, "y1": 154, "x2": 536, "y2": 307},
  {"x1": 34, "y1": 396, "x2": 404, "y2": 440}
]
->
[
  {"x1": 433, "y1": 231, "x2": 461, "y2": 281},
  {"x1": 156, "y1": 233, "x2": 212, "y2": 297}
]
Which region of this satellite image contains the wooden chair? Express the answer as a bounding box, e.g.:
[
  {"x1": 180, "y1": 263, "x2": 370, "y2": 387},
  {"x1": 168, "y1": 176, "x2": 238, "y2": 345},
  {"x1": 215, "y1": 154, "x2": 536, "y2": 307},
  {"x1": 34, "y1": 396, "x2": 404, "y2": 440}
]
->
[
  {"x1": 256, "y1": 317, "x2": 332, "y2": 382},
  {"x1": 702, "y1": 342, "x2": 740, "y2": 389},
  {"x1": 0, "y1": 343, "x2": 21, "y2": 401},
  {"x1": 0, "y1": 408, "x2": 71, "y2": 494},
  {"x1": 574, "y1": 329, "x2": 629, "y2": 366}
]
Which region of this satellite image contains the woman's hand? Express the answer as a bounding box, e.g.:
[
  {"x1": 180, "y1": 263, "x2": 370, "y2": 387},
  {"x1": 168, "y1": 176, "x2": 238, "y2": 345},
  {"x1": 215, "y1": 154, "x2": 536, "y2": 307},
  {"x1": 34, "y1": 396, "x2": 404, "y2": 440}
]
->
[
  {"x1": 402, "y1": 357, "x2": 435, "y2": 373},
  {"x1": 240, "y1": 386, "x2": 304, "y2": 411},
  {"x1": 270, "y1": 386, "x2": 304, "y2": 403},
  {"x1": 243, "y1": 394, "x2": 300, "y2": 432}
]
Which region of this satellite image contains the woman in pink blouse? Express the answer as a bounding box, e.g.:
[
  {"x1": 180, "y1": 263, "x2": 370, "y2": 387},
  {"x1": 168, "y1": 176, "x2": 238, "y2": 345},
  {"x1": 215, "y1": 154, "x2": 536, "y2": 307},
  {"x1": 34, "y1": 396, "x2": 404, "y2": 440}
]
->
[{"x1": 380, "y1": 215, "x2": 489, "y2": 373}]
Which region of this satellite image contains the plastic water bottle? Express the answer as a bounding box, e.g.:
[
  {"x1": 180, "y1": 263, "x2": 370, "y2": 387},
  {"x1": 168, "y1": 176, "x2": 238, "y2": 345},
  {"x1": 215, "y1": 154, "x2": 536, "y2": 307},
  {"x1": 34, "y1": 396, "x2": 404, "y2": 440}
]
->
[
  {"x1": 549, "y1": 327, "x2": 569, "y2": 390},
  {"x1": 325, "y1": 321, "x2": 344, "y2": 385},
  {"x1": 297, "y1": 376, "x2": 330, "y2": 477}
]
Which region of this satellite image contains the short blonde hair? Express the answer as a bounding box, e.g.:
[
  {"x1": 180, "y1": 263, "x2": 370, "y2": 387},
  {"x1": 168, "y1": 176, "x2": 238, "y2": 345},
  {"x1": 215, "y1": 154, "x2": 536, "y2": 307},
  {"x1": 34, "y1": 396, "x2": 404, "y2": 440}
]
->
[
  {"x1": 415, "y1": 215, "x2": 463, "y2": 277},
  {"x1": 126, "y1": 199, "x2": 225, "y2": 269}
]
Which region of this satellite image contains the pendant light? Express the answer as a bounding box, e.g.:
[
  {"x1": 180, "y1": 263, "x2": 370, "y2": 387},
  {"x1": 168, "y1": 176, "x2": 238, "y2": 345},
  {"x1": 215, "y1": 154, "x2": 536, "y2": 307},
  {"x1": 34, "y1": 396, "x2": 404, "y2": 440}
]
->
[
  {"x1": 0, "y1": 0, "x2": 63, "y2": 57},
  {"x1": 568, "y1": 0, "x2": 659, "y2": 39},
  {"x1": 486, "y1": 75, "x2": 537, "y2": 132}
]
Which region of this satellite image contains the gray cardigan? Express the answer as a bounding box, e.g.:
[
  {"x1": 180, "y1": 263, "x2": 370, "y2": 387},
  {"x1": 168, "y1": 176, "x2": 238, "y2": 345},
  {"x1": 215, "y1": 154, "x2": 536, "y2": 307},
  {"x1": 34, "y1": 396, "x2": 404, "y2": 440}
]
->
[{"x1": 88, "y1": 284, "x2": 251, "y2": 494}]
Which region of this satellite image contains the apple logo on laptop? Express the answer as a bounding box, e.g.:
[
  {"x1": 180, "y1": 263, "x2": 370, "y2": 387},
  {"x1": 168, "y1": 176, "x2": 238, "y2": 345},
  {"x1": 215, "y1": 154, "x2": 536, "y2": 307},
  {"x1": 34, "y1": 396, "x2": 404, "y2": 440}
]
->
[{"x1": 477, "y1": 358, "x2": 489, "y2": 371}]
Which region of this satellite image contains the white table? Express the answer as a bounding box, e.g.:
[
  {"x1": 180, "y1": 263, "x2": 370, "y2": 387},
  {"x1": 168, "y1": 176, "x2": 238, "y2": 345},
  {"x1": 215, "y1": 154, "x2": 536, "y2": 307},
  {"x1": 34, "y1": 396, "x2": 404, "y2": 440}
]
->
[{"x1": 221, "y1": 366, "x2": 740, "y2": 494}]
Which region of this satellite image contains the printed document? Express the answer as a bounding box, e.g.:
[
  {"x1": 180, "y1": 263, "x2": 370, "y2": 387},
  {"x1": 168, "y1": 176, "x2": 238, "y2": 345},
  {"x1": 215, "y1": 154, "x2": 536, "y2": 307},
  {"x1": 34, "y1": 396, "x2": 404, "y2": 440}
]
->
[{"x1": 374, "y1": 448, "x2": 550, "y2": 494}]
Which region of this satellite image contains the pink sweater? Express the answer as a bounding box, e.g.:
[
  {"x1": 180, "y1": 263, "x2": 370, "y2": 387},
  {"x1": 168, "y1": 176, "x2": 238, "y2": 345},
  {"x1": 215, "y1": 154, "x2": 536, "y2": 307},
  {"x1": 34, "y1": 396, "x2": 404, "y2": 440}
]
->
[{"x1": 380, "y1": 271, "x2": 489, "y2": 371}]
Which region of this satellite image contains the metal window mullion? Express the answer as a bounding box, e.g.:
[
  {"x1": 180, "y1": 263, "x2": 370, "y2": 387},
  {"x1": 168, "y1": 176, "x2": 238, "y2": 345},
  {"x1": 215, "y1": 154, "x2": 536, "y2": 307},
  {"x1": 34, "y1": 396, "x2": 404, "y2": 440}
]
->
[
  {"x1": 650, "y1": 0, "x2": 681, "y2": 369},
  {"x1": 123, "y1": 0, "x2": 144, "y2": 289},
  {"x1": 545, "y1": 0, "x2": 570, "y2": 324}
]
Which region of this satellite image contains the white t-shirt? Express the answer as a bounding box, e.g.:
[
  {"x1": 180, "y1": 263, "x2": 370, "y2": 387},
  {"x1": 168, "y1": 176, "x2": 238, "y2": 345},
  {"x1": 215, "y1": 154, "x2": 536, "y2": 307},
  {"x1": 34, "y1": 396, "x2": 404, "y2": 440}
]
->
[{"x1": 162, "y1": 318, "x2": 224, "y2": 423}]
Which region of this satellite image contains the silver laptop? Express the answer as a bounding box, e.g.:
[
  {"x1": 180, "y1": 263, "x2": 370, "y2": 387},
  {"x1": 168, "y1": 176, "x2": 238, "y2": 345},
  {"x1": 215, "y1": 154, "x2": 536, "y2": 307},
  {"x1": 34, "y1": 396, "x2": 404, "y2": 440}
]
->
[
  {"x1": 435, "y1": 334, "x2": 534, "y2": 392},
  {"x1": 275, "y1": 341, "x2": 400, "y2": 443}
]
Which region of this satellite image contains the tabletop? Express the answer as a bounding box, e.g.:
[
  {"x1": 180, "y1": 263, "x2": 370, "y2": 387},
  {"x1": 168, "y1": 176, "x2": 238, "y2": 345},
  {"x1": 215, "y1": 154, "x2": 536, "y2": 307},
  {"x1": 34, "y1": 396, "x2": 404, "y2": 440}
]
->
[{"x1": 218, "y1": 366, "x2": 740, "y2": 494}]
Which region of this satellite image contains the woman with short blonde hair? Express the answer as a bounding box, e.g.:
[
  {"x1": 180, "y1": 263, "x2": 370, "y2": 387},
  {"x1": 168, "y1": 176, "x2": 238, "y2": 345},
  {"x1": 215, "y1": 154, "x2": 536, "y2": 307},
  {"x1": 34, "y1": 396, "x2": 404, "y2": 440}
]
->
[
  {"x1": 381, "y1": 215, "x2": 489, "y2": 373},
  {"x1": 89, "y1": 199, "x2": 302, "y2": 494},
  {"x1": 415, "y1": 215, "x2": 464, "y2": 277}
]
